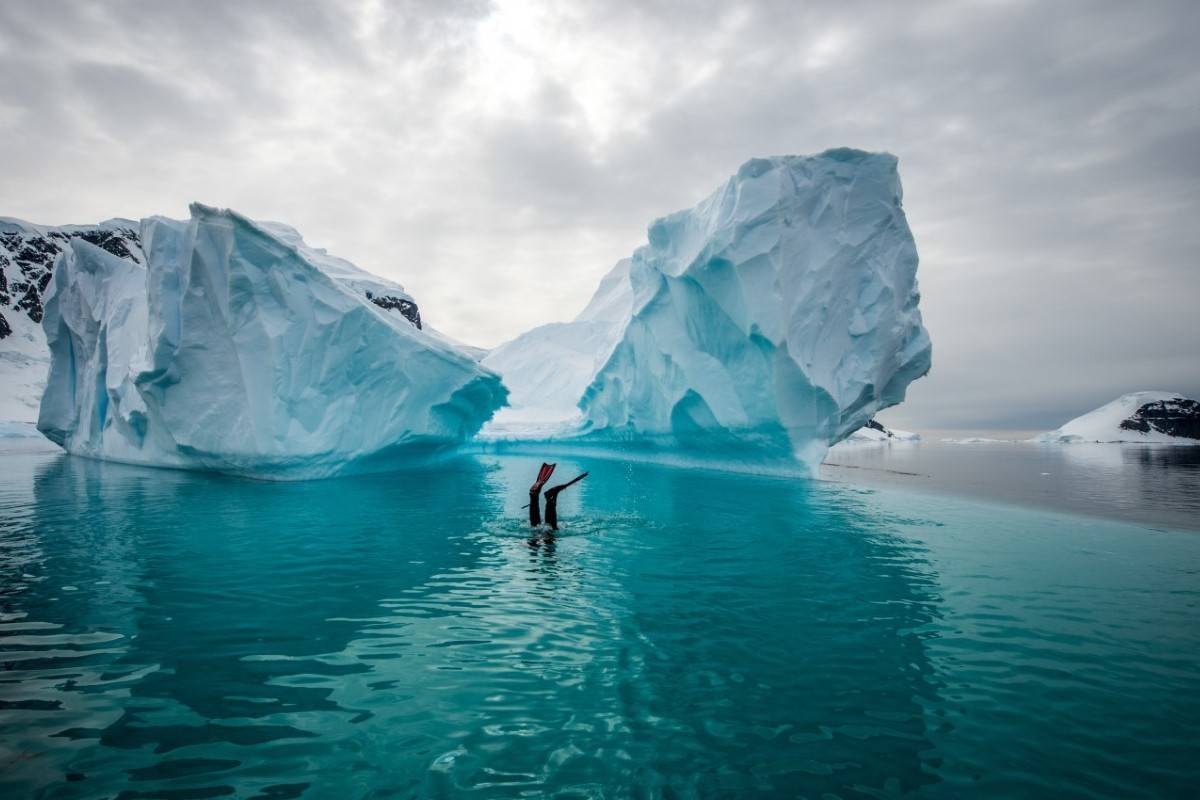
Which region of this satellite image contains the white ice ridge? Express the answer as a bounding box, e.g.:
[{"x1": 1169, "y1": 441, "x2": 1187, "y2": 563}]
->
[
  {"x1": 37, "y1": 204, "x2": 506, "y2": 478},
  {"x1": 482, "y1": 149, "x2": 932, "y2": 468}
]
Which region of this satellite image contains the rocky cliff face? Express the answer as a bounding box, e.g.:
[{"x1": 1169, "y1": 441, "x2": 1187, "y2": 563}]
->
[
  {"x1": 0, "y1": 220, "x2": 144, "y2": 335},
  {"x1": 1119, "y1": 398, "x2": 1200, "y2": 440}
]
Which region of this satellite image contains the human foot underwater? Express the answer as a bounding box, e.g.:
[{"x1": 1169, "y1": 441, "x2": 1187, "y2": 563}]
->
[{"x1": 527, "y1": 463, "x2": 588, "y2": 530}]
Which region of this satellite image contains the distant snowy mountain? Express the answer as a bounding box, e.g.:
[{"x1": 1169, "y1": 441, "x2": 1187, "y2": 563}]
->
[
  {"x1": 842, "y1": 419, "x2": 920, "y2": 443},
  {"x1": 1036, "y1": 392, "x2": 1200, "y2": 443},
  {"x1": 0, "y1": 213, "x2": 424, "y2": 423}
]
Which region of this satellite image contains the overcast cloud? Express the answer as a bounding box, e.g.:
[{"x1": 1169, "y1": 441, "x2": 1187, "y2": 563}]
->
[{"x1": 1, "y1": 0, "x2": 1197, "y2": 429}]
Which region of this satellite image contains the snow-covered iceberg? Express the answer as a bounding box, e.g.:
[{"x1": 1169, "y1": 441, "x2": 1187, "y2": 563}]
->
[
  {"x1": 483, "y1": 149, "x2": 931, "y2": 468},
  {"x1": 37, "y1": 204, "x2": 506, "y2": 478},
  {"x1": 1035, "y1": 392, "x2": 1200, "y2": 444}
]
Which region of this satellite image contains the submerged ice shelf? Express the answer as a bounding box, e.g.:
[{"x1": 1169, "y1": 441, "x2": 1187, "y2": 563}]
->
[
  {"x1": 36, "y1": 204, "x2": 506, "y2": 479},
  {"x1": 483, "y1": 149, "x2": 931, "y2": 469}
]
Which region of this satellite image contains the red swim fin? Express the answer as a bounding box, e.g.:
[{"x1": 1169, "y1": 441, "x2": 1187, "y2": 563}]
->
[{"x1": 531, "y1": 462, "x2": 557, "y2": 493}]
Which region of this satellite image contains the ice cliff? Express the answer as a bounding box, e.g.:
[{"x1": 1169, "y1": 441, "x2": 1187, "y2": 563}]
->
[
  {"x1": 1, "y1": 214, "x2": 426, "y2": 423},
  {"x1": 36, "y1": 204, "x2": 505, "y2": 478},
  {"x1": 482, "y1": 149, "x2": 931, "y2": 467}
]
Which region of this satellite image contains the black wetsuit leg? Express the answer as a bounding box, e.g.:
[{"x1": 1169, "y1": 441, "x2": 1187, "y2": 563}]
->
[
  {"x1": 544, "y1": 490, "x2": 559, "y2": 530},
  {"x1": 542, "y1": 472, "x2": 588, "y2": 531},
  {"x1": 529, "y1": 489, "x2": 542, "y2": 527}
]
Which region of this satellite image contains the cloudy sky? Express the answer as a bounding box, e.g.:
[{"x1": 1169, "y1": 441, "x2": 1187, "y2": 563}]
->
[{"x1": 1, "y1": 0, "x2": 1196, "y2": 429}]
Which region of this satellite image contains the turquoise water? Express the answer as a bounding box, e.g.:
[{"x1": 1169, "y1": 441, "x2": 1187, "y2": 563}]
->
[{"x1": 1, "y1": 450, "x2": 1198, "y2": 798}]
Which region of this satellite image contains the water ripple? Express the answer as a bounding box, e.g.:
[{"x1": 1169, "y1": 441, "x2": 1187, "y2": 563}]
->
[{"x1": 0, "y1": 452, "x2": 1197, "y2": 797}]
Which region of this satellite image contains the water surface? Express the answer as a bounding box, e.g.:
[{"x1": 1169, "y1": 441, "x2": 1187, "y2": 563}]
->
[
  {"x1": 1, "y1": 449, "x2": 1197, "y2": 798},
  {"x1": 824, "y1": 435, "x2": 1200, "y2": 530}
]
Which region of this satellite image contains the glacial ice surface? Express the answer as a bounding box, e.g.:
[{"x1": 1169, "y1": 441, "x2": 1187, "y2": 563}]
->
[
  {"x1": 482, "y1": 149, "x2": 931, "y2": 468},
  {"x1": 37, "y1": 204, "x2": 506, "y2": 478}
]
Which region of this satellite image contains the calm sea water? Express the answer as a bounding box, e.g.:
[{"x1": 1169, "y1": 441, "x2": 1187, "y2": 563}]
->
[
  {"x1": 1, "y1": 447, "x2": 1198, "y2": 798},
  {"x1": 823, "y1": 436, "x2": 1200, "y2": 531}
]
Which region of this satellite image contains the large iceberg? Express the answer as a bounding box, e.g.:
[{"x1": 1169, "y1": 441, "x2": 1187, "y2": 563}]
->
[
  {"x1": 482, "y1": 149, "x2": 931, "y2": 467},
  {"x1": 1, "y1": 214, "x2": 431, "y2": 424},
  {"x1": 37, "y1": 204, "x2": 506, "y2": 478}
]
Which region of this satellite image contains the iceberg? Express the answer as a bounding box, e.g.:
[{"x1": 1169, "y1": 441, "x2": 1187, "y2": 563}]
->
[
  {"x1": 2, "y1": 214, "x2": 429, "y2": 424},
  {"x1": 482, "y1": 149, "x2": 931, "y2": 468},
  {"x1": 1035, "y1": 391, "x2": 1200, "y2": 444},
  {"x1": 37, "y1": 204, "x2": 506, "y2": 478}
]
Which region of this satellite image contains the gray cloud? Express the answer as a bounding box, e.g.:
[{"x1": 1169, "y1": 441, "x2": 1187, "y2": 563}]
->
[{"x1": 1, "y1": 0, "x2": 1196, "y2": 429}]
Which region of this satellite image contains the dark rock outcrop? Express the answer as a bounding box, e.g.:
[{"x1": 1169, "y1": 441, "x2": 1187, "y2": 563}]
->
[
  {"x1": 0, "y1": 223, "x2": 143, "y2": 336},
  {"x1": 365, "y1": 290, "x2": 422, "y2": 329},
  {"x1": 1119, "y1": 398, "x2": 1200, "y2": 440}
]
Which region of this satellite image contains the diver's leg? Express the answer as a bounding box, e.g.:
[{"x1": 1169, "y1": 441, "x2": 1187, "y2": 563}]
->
[
  {"x1": 529, "y1": 463, "x2": 556, "y2": 527},
  {"x1": 529, "y1": 489, "x2": 542, "y2": 527},
  {"x1": 542, "y1": 472, "x2": 587, "y2": 531},
  {"x1": 544, "y1": 490, "x2": 559, "y2": 530}
]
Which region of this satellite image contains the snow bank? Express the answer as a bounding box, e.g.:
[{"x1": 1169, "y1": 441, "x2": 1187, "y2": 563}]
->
[
  {"x1": 1035, "y1": 391, "x2": 1200, "y2": 444},
  {"x1": 483, "y1": 149, "x2": 931, "y2": 469},
  {"x1": 37, "y1": 204, "x2": 506, "y2": 478}
]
